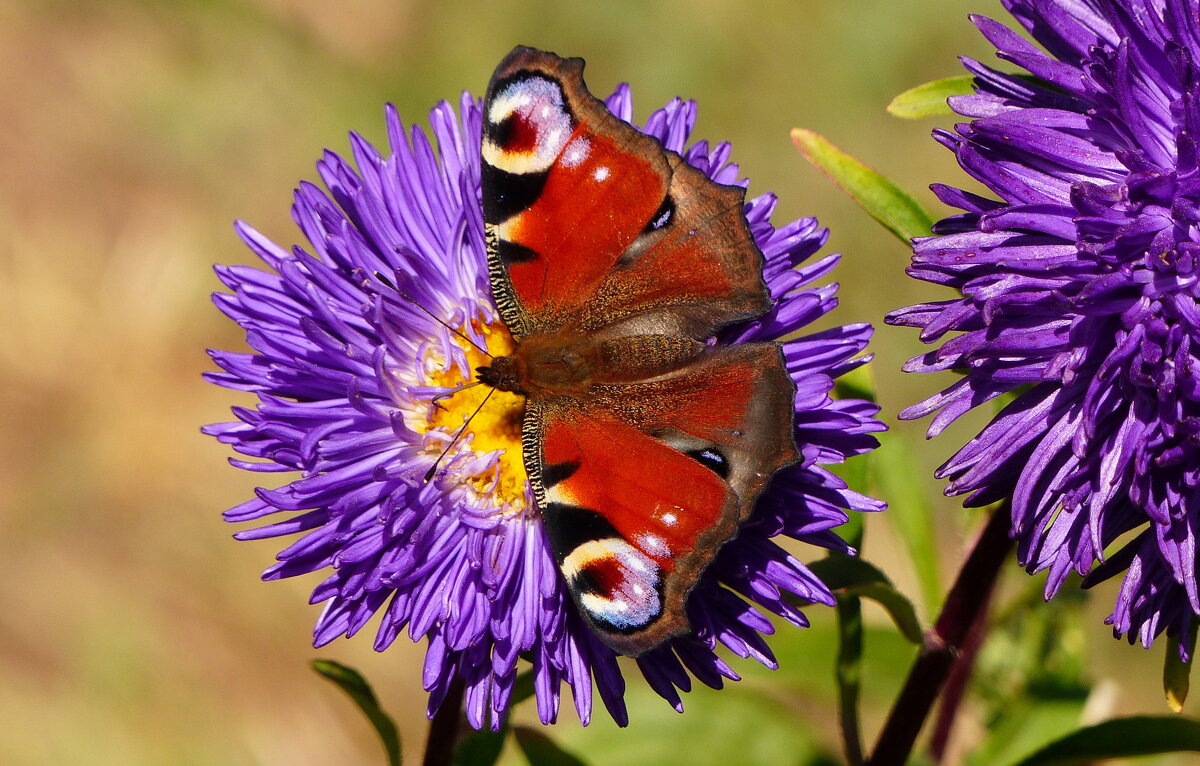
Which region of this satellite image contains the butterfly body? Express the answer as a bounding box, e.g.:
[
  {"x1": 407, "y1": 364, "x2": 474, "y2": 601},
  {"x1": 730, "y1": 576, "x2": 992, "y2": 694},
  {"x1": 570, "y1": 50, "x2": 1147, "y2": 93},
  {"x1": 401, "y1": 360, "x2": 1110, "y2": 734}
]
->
[
  {"x1": 476, "y1": 47, "x2": 799, "y2": 656},
  {"x1": 477, "y1": 333, "x2": 705, "y2": 397}
]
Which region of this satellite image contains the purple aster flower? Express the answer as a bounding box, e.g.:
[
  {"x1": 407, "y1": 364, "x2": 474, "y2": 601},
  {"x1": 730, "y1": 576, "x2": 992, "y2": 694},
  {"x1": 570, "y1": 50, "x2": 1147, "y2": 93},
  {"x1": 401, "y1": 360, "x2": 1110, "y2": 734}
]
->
[
  {"x1": 206, "y1": 77, "x2": 883, "y2": 729},
  {"x1": 889, "y1": 0, "x2": 1200, "y2": 652}
]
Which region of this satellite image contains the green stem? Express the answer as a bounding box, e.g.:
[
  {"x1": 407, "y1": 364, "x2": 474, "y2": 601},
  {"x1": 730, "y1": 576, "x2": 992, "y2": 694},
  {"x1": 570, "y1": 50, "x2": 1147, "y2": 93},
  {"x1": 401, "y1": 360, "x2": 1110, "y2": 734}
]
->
[{"x1": 837, "y1": 594, "x2": 866, "y2": 765}]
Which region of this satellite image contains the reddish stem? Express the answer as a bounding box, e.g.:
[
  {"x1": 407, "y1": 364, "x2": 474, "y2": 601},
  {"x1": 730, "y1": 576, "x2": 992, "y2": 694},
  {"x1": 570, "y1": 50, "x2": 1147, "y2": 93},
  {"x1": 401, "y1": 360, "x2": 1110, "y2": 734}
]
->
[
  {"x1": 929, "y1": 581, "x2": 993, "y2": 762},
  {"x1": 865, "y1": 505, "x2": 1014, "y2": 766}
]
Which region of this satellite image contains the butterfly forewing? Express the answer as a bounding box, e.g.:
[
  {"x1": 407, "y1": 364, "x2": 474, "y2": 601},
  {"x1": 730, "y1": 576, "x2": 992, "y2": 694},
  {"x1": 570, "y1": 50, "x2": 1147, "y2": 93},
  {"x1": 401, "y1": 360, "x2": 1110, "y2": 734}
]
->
[{"x1": 481, "y1": 47, "x2": 771, "y2": 339}]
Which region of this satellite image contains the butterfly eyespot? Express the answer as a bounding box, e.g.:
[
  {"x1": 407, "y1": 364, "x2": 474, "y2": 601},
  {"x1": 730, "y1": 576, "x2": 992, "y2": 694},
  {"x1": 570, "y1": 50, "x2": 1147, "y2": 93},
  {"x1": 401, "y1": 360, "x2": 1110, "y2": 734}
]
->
[
  {"x1": 565, "y1": 538, "x2": 663, "y2": 632},
  {"x1": 484, "y1": 75, "x2": 573, "y2": 176},
  {"x1": 686, "y1": 447, "x2": 730, "y2": 479},
  {"x1": 491, "y1": 112, "x2": 524, "y2": 151}
]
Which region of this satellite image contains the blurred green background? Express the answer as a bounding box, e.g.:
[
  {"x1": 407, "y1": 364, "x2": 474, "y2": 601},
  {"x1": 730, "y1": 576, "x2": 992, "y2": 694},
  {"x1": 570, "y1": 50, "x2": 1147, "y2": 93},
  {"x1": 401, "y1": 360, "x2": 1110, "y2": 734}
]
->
[{"x1": 1, "y1": 0, "x2": 1189, "y2": 764}]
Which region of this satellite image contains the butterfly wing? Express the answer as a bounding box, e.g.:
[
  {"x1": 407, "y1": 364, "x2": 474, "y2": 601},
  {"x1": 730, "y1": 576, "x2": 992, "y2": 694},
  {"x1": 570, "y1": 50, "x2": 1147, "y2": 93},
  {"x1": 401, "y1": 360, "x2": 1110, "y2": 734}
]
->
[
  {"x1": 528, "y1": 343, "x2": 798, "y2": 655},
  {"x1": 481, "y1": 46, "x2": 770, "y2": 340}
]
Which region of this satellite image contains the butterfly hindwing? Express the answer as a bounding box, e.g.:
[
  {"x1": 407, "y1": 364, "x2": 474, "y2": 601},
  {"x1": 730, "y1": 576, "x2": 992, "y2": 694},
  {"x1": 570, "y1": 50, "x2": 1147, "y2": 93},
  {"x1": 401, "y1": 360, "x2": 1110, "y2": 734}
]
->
[
  {"x1": 482, "y1": 47, "x2": 770, "y2": 340},
  {"x1": 527, "y1": 344, "x2": 798, "y2": 655}
]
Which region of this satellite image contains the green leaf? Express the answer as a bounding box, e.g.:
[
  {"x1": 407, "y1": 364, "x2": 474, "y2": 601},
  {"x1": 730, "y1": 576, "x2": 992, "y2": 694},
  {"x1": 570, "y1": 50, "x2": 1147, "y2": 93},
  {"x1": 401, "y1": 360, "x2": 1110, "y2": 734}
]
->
[
  {"x1": 1166, "y1": 622, "x2": 1200, "y2": 713},
  {"x1": 1010, "y1": 716, "x2": 1200, "y2": 765},
  {"x1": 790, "y1": 128, "x2": 935, "y2": 243},
  {"x1": 312, "y1": 659, "x2": 401, "y2": 766},
  {"x1": 513, "y1": 727, "x2": 589, "y2": 766},
  {"x1": 454, "y1": 730, "x2": 506, "y2": 766},
  {"x1": 886, "y1": 76, "x2": 974, "y2": 118},
  {"x1": 834, "y1": 595, "x2": 865, "y2": 766}
]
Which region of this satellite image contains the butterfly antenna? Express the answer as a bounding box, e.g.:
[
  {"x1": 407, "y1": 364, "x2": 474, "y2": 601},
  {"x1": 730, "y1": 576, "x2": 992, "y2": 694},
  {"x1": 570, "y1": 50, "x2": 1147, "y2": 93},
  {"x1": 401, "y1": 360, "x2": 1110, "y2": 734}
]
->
[
  {"x1": 374, "y1": 271, "x2": 493, "y2": 358},
  {"x1": 430, "y1": 380, "x2": 483, "y2": 411},
  {"x1": 423, "y1": 386, "x2": 497, "y2": 483}
]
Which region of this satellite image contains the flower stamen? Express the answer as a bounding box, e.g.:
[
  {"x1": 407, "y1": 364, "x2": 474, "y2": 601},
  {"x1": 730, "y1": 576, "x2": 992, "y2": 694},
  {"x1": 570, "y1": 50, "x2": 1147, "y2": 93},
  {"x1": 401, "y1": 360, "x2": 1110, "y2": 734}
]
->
[{"x1": 416, "y1": 320, "x2": 528, "y2": 509}]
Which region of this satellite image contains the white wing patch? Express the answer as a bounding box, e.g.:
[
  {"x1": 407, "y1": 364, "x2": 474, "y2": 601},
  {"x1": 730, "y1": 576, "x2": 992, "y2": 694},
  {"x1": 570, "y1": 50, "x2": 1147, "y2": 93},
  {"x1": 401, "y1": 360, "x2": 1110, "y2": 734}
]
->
[
  {"x1": 636, "y1": 532, "x2": 670, "y2": 557},
  {"x1": 561, "y1": 136, "x2": 591, "y2": 168}
]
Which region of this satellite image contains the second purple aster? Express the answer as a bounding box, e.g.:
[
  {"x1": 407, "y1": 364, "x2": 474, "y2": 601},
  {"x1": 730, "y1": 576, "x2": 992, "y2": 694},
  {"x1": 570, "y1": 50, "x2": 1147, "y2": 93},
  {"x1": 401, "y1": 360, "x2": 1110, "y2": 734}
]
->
[
  {"x1": 890, "y1": 0, "x2": 1200, "y2": 652},
  {"x1": 206, "y1": 59, "x2": 883, "y2": 729}
]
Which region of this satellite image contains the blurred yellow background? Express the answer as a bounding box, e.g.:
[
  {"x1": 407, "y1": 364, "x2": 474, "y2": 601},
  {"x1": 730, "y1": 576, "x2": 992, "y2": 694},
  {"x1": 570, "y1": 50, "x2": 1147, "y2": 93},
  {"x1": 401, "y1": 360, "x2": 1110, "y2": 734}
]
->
[{"x1": 0, "y1": 1, "x2": 1186, "y2": 764}]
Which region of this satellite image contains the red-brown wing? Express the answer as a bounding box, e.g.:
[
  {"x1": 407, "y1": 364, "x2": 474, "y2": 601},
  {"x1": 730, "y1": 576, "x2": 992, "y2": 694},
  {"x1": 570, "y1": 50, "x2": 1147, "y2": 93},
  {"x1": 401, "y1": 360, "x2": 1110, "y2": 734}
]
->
[
  {"x1": 481, "y1": 47, "x2": 769, "y2": 339},
  {"x1": 525, "y1": 343, "x2": 798, "y2": 655}
]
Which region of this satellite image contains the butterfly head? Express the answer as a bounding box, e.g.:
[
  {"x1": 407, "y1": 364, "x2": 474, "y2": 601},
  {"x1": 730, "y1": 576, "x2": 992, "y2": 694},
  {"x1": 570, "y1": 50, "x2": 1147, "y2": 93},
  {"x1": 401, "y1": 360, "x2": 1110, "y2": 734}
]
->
[{"x1": 475, "y1": 356, "x2": 523, "y2": 395}]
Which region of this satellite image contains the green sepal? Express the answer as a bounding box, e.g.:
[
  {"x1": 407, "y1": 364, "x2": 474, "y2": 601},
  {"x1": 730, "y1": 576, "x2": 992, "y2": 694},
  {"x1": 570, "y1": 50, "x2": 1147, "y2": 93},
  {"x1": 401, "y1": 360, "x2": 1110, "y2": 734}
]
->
[
  {"x1": 311, "y1": 659, "x2": 402, "y2": 766},
  {"x1": 1166, "y1": 622, "x2": 1200, "y2": 713},
  {"x1": 807, "y1": 555, "x2": 923, "y2": 644},
  {"x1": 791, "y1": 128, "x2": 935, "y2": 244}
]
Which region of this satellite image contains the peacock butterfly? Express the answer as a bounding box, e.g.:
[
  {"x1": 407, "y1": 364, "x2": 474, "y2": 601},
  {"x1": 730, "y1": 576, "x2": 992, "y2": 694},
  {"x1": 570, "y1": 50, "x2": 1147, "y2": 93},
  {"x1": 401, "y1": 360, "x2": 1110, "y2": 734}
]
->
[{"x1": 476, "y1": 46, "x2": 798, "y2": 656}]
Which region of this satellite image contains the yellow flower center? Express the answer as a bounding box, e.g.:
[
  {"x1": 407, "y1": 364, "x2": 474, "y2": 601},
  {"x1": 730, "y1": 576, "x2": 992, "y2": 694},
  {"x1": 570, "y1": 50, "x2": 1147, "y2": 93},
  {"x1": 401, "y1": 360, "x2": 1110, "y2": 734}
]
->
[{"x1": 418, "y1": 320, "x2": 529, "y2": 510}]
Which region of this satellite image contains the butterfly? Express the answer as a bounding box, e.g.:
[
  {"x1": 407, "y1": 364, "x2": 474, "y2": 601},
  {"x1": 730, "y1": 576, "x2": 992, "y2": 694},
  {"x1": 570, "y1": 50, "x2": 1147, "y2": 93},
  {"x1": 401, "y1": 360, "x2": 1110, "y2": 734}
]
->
[{"x1": 476, "y1": 46, "x2": 798, "y2": 656}]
